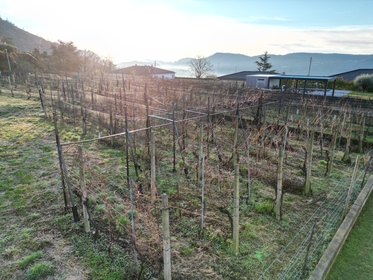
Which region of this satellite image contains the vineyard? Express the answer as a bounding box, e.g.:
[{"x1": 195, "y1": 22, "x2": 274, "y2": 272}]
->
[{"x1": 1, "y1": 72, "x2": 373, "y2": 279}]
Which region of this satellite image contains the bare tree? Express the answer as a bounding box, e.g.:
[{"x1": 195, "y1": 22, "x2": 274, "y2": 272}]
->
[{"x1": 188, "y1": 55, "x2": 213, "y2": 78}]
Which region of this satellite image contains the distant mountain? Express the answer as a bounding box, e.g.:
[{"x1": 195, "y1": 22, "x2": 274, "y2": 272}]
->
[
  {"x1": 120, "y1": 52, "x2": 373, "y2": 78},
  {"x1": 0, "y1": 17, "x2": 55, "y2": 53},
  {"x1": 2, "y1": 17, "x2": 372, "y2": 77}
]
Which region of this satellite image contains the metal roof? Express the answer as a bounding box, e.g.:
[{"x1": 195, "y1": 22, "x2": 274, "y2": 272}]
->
[
  {"x1": 218, "y1": 71, "x2": 278, "y2": 80},
  {"x1": 247, "y1": 74, "x2": 336, "y2": 81}
]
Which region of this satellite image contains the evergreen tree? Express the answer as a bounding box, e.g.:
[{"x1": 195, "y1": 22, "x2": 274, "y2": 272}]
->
[{"x1": 255, "y1": 51, "x2": 274, "y2": 72}]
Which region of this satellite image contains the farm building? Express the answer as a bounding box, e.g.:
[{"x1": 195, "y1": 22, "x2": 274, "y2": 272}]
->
[
  {"x1": 331, "y1": 69, "x2": 373, "y2": 81},
  {"x1": 114, "y1": 65, "x2": 175, "y2": 79},
  {"x1": 246, "y1": 74, "x2": 337, "y2": 97},
  {"x1": 218, "y1": 70, "x2": 278, "y2": 82}
]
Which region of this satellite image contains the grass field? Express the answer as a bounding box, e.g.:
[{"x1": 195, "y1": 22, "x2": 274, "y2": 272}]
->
[{"x1": 326, "y1": 182, "x2": 373, "y2": 280}]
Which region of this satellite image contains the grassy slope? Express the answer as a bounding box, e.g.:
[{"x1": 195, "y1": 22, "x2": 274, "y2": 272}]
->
[
  {"x1": 327, "y1": 181, "x2": 373, "y2": 280},
  {"x1": 0, "y1": 93, "x2": 88, "y2": 279}
]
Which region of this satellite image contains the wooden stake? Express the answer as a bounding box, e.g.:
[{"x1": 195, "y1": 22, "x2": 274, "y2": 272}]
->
[
  {"x1": 304, "y1": 128, "x2": 314, "y2": 196},
  {"x1": 78, "y1": 146, "x2": 90, "y2": 233},
  {"x1": 344, "y1": 156, "x2": 360, "y2": 216}
]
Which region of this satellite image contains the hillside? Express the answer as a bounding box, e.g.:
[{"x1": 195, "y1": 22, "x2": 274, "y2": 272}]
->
[
  {"x1": 0, "y1": 17, "x2": 54, "y2": 53},
  {"x1": 149, "y1": 52, "x2": 373, "y2": 77}
]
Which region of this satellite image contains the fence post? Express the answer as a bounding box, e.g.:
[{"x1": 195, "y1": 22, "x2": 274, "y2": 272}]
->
[
  {"x1": 233, "y1": 164, "x2": 240, "y2": 255},
  {"x1": 276, "y1": 142, "x2": 284, "y2": 220},
  {"x1": 162, "y1": 194, "x2": 172, "y2": 280},
  {"x1": 344, "y1": 155, "x2": 360, "y2": 216},
  {"x1": 232, "y1": 115, "x2": 239, "y2": 165},
  {"x1": 129, "y1": 178, "x2": 138, "y2": 274},
  {"x1": 78, "y1": 146, "x2": 90, "y2": 233},
  {"x1": 53, "y1": 111, "x2": 68, "y2": 211},
  {"x1": 358, "y1": 114, "x2": 365, "y2": 153},
  {"x1": 201, "y1": 156, "x2": 205, "y2": 230},
  {"x1": 304, "y1": 128, "x2": 314, "y2": 196},
  {"x1": 150, "y1": 131, "x2": 156, "y2": 203}
]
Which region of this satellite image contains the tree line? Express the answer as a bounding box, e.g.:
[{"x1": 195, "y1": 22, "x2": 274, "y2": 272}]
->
[{"x1": 0, "y1": 38, "x2": 115, "y2": 75}]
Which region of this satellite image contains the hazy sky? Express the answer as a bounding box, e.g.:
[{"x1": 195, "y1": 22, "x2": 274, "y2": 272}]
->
[{"x1": 1, "y1": 0, "x2": 373, "y2": 63}]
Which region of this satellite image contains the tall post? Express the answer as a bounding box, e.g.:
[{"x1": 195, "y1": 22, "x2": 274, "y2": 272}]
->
[
  {"x1": 172, "y1": 102, "x2": 176, "y2": 172},
  {"x1": 162, "y1": 194, "x2": 172, "y2": 280},
  {"x1": 276, "y1": 144, "x2": 284, "y2": 221},
  {"x1": 326, "y1": 129, "x2": 338, "y2": 177},
  {"x1": 201, "y1": 156, "x2": 205, "y2": 230},
  {"x1": 344, "y1": 156, "x2": 360, "y2": 216},
  {"x1": 53, "y1": 112, "x2": 68, "y2": 211},
  {"x1": 304, "y1": 128, "x2": 314, "y2": 196},
  {"x1": 232, "y1": 115, "x2": 239, "y2": 165},
  {"x1": 233, "y1": 164, "x2": 240, "y2": 255},
  {"x1": 78, "y1": 146, "x2": 90, "y2": 233},
  {"x1": 358, "y1": 114, "x2": 365, "y2": 153},
  {"x1": 198, "y1": 124, "x2": 203, "y2": 184},
  {"x1": 150, "y1": 131, "x2": 156, "y2": 203}
]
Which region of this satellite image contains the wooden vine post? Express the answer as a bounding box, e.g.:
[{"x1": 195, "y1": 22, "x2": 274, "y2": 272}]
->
[
  {"x1": 276, "y1": 126, "x2": 288, "y2": 220},
  {"x1": 78, "y1": 146, "x2": 90, "y2": 233},
  {"x1": 304, "y1": 128, "x2": 314, "y2": 196},
  {"x1": 342, "y1": 115, "x2": 352, "y2": 162},
  {"x1": 162, "y1": 194, "x2": 172, "y2": 280},
  {"x1": 233, "y1": 164, "x2": 240, "y2": 255},
  {"x1": 344, "y1": 156, "x2": 360, "y2": 217},
  {"x1": 201, "y1": 156, "x2": 205, "y2": 230},
  {"x1": 326, "y1": 128, "x2": 338, "y2": 177},
  {"x1": 358, "y1": 114, "x2": 365, "y2": 153}
]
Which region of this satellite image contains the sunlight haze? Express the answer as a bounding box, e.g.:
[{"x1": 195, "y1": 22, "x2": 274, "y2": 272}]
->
[{"x1": 1, "y1": 0, "x2": 373, "y2": 63}]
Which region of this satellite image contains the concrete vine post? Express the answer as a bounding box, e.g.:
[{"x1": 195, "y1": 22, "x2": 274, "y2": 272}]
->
[
  {"x1": 150, "y1": 131, "x2": 156, "y2": 203},
  {"x1": 162, "y1": 194, "x2": 172, "y2": 280},
  {"x1": 233, "y1": 164, "x2": 240, "y2": 255},
  {"x1": 232, "y1": 115, "x2": 239, "y2": 165},
  {"x1": 198, "y1": 124, "x2": 203, "y2": 184}
]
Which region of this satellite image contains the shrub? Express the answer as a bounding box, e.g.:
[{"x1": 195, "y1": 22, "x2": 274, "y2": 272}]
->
[{"x1": 353, "y1": 74, "x2": 373, "y2": 92}]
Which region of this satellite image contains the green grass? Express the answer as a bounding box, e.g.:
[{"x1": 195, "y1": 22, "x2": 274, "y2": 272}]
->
[
  {"x1": 347, "y1": 91, "x2": 373, "y2": 99},
  {"x1": 327, "y1": 186, "x2": 373, "y2": 280},
  {"x1": 18, "y1": 251, "x2": 44, "y2": 269},
  {"x1": 25, "y1": 261, "x2": 55, "y2": 279}
]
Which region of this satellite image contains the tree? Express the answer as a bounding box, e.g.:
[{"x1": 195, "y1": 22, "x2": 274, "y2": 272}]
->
[
  {"x1": 188, "y1": 55, "x2": 213, "y2": 78},
  {"x1": 51, "y1": 40, "x2": 82, "y2": 73},
  {"x1": 255, "y1": 51, "x2": 274, "y2": 72},
  {"x1": 353, "y1": 74, "x2": 373, "y2": 92}
]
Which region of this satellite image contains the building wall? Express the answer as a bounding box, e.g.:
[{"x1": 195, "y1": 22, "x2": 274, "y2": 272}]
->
[{"x1": 152, "y1": 73, "x2": 175, "y2": 79}]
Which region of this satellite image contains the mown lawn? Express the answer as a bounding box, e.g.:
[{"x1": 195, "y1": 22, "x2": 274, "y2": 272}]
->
[{"x1": 327, "y1": 181, "x2": 373, "y2": 280}]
